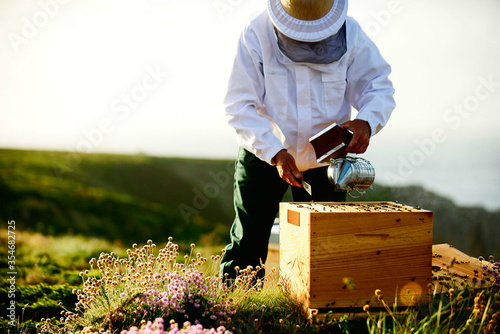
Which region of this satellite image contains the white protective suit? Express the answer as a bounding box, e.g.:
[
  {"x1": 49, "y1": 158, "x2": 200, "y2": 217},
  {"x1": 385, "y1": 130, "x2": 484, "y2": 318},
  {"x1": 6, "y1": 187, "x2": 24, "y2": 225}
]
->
[{"x1": 224, "y1": 10, "x2": 396, "y2": 172}]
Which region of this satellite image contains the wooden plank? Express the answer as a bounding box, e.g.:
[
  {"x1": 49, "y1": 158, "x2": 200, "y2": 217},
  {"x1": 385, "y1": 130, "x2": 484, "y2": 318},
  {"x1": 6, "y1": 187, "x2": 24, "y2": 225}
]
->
[{"x1": 431, "y1": 243, "x2": 493, "y2": 288}]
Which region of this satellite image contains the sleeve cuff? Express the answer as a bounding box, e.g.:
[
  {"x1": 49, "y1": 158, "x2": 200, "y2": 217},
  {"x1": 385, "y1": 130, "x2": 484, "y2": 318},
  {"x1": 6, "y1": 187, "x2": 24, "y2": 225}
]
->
[
  {"x1": 355, "y1": 114, "x2": 380, "y2": 137},
  {"x1": 263, "y1": 145, "x2": 285, "y2": 166}
]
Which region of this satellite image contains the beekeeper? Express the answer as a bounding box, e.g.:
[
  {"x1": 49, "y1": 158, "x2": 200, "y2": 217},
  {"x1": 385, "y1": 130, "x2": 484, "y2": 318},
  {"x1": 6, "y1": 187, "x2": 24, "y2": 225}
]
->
[{"x1": 220, "y1": 0, "x2": 396, "y2": 280}]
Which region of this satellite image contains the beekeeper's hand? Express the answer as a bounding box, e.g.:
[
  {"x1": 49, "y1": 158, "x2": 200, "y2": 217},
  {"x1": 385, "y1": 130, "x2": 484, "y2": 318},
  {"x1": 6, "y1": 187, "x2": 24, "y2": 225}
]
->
[
  {"x1": 342, "y1": 119, "x2": 371, "y2": 154},
  {"x1": 272, "y1": 149, "x2": 303, "y2": 187}
]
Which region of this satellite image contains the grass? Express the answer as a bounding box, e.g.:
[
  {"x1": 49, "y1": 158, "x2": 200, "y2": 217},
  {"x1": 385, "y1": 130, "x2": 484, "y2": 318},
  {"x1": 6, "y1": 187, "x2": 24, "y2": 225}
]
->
[
  {"x1": 363, "y1": 288, "x2": 500, "y2": 333},
  {"x1": 0, "y1": 228, "x2": 128, "y2": 286}
]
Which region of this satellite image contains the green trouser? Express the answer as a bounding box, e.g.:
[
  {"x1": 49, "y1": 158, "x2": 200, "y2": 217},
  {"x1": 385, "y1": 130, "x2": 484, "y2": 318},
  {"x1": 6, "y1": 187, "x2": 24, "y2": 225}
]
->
[{"x1": 220, "y1": 148, "x2": 346, "y2": 280}]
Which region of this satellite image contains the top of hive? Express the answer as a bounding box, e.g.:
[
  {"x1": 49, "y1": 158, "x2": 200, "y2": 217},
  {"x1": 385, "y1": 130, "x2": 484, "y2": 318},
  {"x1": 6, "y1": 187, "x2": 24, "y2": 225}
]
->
[{"x1": 282, "y1": 201, "x2": 429, "y2": 213}]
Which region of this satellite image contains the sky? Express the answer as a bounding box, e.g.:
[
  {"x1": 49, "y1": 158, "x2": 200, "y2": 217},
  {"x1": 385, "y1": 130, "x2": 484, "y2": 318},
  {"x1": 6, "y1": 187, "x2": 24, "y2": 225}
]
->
[{"x1": 1, "y1": 0, "x2": 499, "y2": 210}]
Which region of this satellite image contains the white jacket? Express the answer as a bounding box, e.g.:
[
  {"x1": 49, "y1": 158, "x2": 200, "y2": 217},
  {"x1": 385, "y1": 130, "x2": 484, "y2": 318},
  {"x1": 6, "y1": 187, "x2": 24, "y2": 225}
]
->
[{"x1": 225, "y1": 10, "x2": 396, "y2": 171}]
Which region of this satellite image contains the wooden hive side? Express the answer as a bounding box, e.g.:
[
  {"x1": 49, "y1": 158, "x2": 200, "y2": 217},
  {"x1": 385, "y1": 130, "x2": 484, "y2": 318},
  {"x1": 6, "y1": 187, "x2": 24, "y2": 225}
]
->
[
  {"x1": 279, "y1": 203, "x2": 312, "y2": 308},
  {"x1": 308, "y1": 209, "x2": 433, "y2": 309}
]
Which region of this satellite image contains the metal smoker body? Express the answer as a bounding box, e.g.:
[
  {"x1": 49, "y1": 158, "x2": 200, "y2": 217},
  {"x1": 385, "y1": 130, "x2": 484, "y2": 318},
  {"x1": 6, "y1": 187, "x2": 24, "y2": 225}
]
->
[{"x1": 327, "y1": 156, "x2": 375, "y2": 195}]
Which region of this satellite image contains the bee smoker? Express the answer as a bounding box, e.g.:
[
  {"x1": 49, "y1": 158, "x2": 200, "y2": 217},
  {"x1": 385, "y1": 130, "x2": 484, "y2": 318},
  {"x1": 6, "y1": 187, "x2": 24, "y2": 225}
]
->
[
  {"x1": 327, "y1": 156, "x2": 375, "y2": 196},
  {"x1": 309, "y1": 123, "x2": 376, "y2": 197}
]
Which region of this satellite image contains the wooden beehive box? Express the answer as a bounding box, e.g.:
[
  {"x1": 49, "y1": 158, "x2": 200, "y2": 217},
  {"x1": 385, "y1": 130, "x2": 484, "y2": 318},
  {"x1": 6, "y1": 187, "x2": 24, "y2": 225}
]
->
[{"x1": 279, "y1": 202, "x2": 432, "y2": 311}]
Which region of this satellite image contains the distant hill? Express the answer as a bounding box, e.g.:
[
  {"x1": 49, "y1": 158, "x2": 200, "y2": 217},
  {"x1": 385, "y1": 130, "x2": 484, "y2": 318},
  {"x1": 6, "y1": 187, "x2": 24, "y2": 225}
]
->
[
  {"x1": 0, "y1": 149, "x2": 498, "y2": 259},
  {"x1": 0, "y1": 149, "x2": 234, "y2": 246}
]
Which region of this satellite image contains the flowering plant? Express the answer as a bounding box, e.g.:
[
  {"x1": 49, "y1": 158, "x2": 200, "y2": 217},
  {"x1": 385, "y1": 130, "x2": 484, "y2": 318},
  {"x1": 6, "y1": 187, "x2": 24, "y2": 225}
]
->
[
  {"x1": 38, "y1": 239, "x2": 235, "y2": 333},
  {"x1": 119, "y1": 318, "x2": 231, "y2": 334}
]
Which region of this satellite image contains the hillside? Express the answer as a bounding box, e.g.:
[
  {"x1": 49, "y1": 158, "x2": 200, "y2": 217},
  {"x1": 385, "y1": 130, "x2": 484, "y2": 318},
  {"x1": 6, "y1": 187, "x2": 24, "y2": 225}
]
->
[
  {"x1": 0, "y1": 148, "x2": 498, "y2": 258},
  {"x1": 0, "y1": 149, "x2": 234, "y2": 246}
]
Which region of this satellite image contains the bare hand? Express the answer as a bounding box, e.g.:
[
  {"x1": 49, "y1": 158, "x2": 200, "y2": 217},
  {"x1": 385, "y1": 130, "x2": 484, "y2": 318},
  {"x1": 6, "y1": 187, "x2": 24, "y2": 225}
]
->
[
  {"x1": 341, "y1": 119, "x2": 371, "y2": 154},
  {"x1": 273, "y1": 149, "x2": 303, "y2": 187}
]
